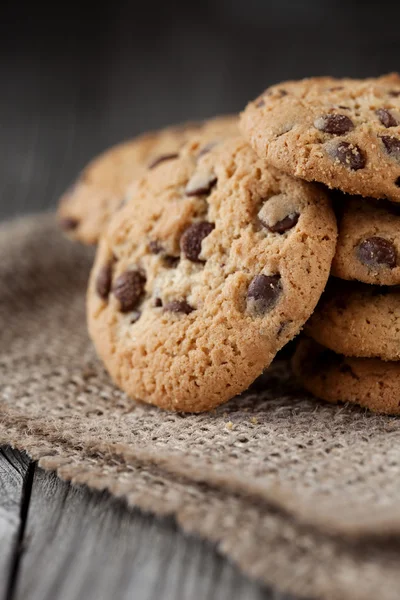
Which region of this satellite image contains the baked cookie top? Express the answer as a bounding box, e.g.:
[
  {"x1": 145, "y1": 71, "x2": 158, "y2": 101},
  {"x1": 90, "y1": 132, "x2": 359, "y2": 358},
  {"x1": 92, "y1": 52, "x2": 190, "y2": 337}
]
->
[
  {"x1": 332, "y1": 195, "x2": 400, "y2": 285},
  {"x1": 293, "y1": 338, "x2": 400, "y2": 415},
  {"x1": 305, "y1": 279, "x2": 400, "y2": 361},
  {"x1": 87, "y1": 136, "x2": 337, "y2": 412},
  {"x1": 58, "y1": 115, "x2": 238, "y2": 245},
  {"x1": 240, "y1": 74, "x2": 400, "y2": 201}
]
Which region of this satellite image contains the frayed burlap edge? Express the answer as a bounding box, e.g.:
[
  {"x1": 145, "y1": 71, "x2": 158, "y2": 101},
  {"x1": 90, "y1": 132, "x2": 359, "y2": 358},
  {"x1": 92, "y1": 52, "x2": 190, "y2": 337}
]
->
[{"x1": 2, "y1": 421, "x2": 400, "y2": 600}]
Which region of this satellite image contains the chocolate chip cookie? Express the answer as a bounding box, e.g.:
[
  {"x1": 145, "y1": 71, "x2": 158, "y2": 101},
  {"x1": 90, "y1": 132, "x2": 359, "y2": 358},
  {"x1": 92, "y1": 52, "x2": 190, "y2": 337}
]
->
[
  {"x1": 58, "y1": 115, "x2": 238, "y2": 245},
  {"x1": 87, "y1": 136, "x2": 337, "y2": 412},
  {"x1": 240, "y1": 74, "x2": 400, "y2": 201},
  {"x1": 293, "y1": 338, "x2": 400, "y2": 415},
  {"x1": 305, "y1": 279, "x2": 400, "y2": 361},
  {"x1": 332, "y1": 195, "x2": 400, "y2": 285}
]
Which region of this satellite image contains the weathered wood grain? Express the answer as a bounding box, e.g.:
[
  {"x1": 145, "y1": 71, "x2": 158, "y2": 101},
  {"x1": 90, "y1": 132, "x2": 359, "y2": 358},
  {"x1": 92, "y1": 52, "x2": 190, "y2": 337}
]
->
[
  {"x1": 10, "y1": 464, "x2": 292, "y2": 600},
  {"x1": 0, "y1": 448, "x2": 31, "y2": 600}
]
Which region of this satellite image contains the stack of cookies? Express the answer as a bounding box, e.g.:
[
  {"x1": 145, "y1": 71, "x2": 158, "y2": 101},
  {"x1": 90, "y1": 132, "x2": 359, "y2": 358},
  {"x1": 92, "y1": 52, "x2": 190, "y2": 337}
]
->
[{"x1": 58, "y1": 74, "x2": 400, "y2": 415}]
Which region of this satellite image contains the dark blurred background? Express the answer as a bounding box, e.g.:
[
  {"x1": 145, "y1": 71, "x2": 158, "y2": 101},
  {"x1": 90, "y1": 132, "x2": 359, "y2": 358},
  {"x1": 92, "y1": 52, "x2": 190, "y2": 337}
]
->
[{"x1": 1, "y1": 0, "x2": 400, "y2": 219}]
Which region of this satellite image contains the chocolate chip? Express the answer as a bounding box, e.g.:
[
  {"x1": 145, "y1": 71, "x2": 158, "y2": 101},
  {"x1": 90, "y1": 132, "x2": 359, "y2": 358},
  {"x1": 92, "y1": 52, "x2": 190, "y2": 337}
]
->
[
  {"x1": 113, "y1": 270, "x2": 146, "y2": 312},
  {"x1": 148, "y1": 153, "x2": 179, "y2": 169},
  {"x1": 96, "y1": 261, "x2": 113, "y2": 300},
  {"x1": 185, "y1": 172, "x2": 217, "y2": 196},
  {"x1": 59, "y1": 217, "x2": 79, "y2": 231},
  {"x1": 247, "y1": 274, "x2": 282, "y2": 315},
  {"x1": 162, "y1": 255, "x2": 180, "y2": 268},
  {"x1": 376, "y1": 108, "x2": 398, "y2": 128},
  {"x1": 396, "y1": 176, "x2": 400, "y2": 187},
  {"x1": 164, "y1": 300, "x2": 194, "y2": 314},
  {"x1": 338, "y1": 105, "x2": 350, "y2": 110},
  {"x1": 154, "y1": 297, "x2": 163, "y2": 307},
  {"x1": 356, "y1": 237, "x2": 397, "y2": 269},
  {"x1": 263, "y1": 212, "x2": 300, "y2": 234},
  {"x1": 380, "y1": 135, "x2": 400, "y2": 160},
  {"x1": 149, "y1": 240, "x2": 164, "y2": 254},
  {"x1": 389, "y1": 90, "x2": 400, "y2": 97},
  {"x1": 331, "y1": 142, "x2": 366, "y2": 170},
  {"x1": 180, "y1": 221, "x2": 214, "y2": 262},
  {"x1": 314, "y1": 114, "x2": 354, "y2": 135}
]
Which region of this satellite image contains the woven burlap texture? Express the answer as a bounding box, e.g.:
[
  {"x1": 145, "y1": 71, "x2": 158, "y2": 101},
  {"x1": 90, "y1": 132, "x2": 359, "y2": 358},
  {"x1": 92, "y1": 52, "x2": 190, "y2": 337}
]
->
[{"x1": 2, "y1": 214, "x2": 400, "y2": 600}]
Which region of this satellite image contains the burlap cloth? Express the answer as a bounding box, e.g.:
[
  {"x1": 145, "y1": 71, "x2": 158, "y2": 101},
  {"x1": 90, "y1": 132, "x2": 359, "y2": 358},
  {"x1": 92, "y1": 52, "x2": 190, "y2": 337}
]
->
[{"x1": 2, "y1": 214, "x2": 400, "y2": 600}]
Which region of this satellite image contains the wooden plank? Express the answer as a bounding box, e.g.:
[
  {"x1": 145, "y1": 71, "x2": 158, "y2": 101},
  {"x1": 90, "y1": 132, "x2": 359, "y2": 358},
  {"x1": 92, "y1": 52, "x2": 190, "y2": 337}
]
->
[
  {"x1": 0, "y1": 447, "x2": 31, "y2": 600},
  {"x1": 12, "y1": 465, "x2": 293, "y2": 600}
]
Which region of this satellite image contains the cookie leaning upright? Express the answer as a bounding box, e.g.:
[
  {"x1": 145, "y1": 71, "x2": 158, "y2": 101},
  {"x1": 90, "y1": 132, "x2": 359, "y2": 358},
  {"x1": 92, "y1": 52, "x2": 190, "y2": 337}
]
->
[
  {"x1": 87, "y1": 136, "x2": 337, "y2": 412},
  {"x1": 240, "y1": 74, "x2": 400, "y2": 201},
  {"x1": 58, "y1": 115, "x2": 238, "y2": 245}
]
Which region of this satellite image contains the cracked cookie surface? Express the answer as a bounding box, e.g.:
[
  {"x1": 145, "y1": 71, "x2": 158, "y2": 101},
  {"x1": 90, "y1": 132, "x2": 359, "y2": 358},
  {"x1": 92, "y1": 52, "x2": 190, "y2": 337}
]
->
[
  {"x1": 332, "y1": 195, "x2": 400, "y2": 285},
  {"x1": 240, "y1": 74, "x2": 400, "y2": 201},
  {"x1": 306, "y1": 279, "x2": 400, "y2": 360},
  {"x1": 87, "y1": 136, "x2": 337, "y2": 412},
  {"x1": 293, "y1": 338, "x2": 400, "y2": 415},
  {"x1": 58, "y1": 115, "x2": 238, "y2": 245}
]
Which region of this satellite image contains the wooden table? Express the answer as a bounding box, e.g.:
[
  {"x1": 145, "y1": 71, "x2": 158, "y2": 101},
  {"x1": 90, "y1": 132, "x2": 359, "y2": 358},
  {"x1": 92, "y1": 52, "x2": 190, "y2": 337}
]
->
[{"x1": 1, "y1": 447, "x2": 296, "y2": 600}]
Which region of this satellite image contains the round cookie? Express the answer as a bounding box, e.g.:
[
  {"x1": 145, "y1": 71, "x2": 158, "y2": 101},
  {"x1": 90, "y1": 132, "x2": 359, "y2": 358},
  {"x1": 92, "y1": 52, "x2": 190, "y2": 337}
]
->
[
  {"x1": 240, "y1": 74, "x2": 400, "y2": 202},
  {"x1": 87, "y1": 136, "x2": 337, "y2": 412},
  {"x1": 332, "y1": 195, "x2": 400, "y2": 285},
  {"x1": 305, "y1": 279, "x2": 400, "y2": 361},
  {"x1": 58, "y1": 115, "x2": 238, "y2": 245},
  {"x1": 292, "y1": 338, "x2": 400, "y2": 415}
]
